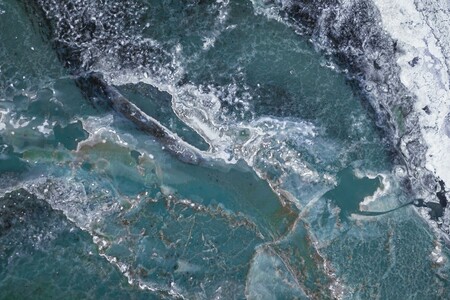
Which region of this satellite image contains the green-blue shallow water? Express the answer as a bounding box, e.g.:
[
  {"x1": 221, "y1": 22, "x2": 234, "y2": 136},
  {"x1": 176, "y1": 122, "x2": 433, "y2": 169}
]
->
[{"x1": 0, "y1": 0, "x2": 449, "y2": 299}]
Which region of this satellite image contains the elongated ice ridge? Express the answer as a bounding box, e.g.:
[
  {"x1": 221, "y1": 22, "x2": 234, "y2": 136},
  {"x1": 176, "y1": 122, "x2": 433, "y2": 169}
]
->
[{"x1": 76, "y1": 72, "x2": 205, "y2": 165}]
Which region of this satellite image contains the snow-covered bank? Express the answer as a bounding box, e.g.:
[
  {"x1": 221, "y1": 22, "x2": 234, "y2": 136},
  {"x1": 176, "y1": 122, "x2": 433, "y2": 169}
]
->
[
  {"x1": 372, "y1": 0, "x2": 450, "y2": 190},
  {"x1": 262, "y1": 0, "x2": 450, "y2": 202}
]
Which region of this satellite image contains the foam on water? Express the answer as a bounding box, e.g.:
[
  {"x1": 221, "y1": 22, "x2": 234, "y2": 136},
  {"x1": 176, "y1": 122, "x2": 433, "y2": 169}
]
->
[
  {"x1": 350, "y1": 166, "x2": 397, "y2": 212},
  {"x1": 106, "y1": 58, "x2": 338, "y2": 200},
  {"x1": 201, "y1": 0, "x2": 231, "y2": 50},
  {"x1": 36, "y1": 119, "x2": 54, "y2": 136},
  {"x1": 28, "y1": 0, "x2": 377, "y2": 215},
  {"x1": 249, "y1": 0, "x2": 300, "y2": 29}
]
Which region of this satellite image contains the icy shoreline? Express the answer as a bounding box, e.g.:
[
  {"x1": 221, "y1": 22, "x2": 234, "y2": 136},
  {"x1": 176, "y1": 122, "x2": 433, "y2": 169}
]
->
[
  {"x1": 372, "y1": 0, "x2": 450, "y2": 193},
  {"x1": 268, "y1": 0, "x2": 450, "y2": 200}
]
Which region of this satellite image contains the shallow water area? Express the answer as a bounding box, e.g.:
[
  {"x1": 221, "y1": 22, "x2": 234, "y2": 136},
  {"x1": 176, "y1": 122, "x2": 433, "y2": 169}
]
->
[{"x1": 1, "y1": 0, "x2": 450, "y2": 298}]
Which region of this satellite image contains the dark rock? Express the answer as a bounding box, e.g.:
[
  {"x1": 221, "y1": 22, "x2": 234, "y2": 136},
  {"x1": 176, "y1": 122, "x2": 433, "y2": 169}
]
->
[
  {"x1": 426, "y1": 202, "x2": 444, "y2": 220},
  {"x1": 373, "y1": 60, "x2": 382, "y2": 70},
  {"x1": 437, "y1": 190, "x2": 448, "y2": 207},
  {"x1": 0, "y1": 189, "x2": 52, "y2": 235},
  {"x1": 413, "y1": 198, "x2": 427, "y2": 207},
  {"x1": 436, "y1": 179, "x2": 448, "y2": 207},
  {"x1": 422, "y1": 105, "x2": 431, "y2": 114},
  {"x1": 408, "y1": 56, "x2": 420, "y2": 67}
]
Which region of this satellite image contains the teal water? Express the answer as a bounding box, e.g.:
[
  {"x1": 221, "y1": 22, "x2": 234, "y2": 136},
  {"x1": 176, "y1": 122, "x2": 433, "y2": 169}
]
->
[{"x1": 1, "y1": 0, "x2": 449, "y2": 299}]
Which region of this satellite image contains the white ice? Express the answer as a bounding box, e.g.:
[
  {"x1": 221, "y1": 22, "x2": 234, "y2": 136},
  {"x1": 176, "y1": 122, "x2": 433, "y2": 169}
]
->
[{"x1": 372, "y1": 0, "x2": 450, "y2": 186}]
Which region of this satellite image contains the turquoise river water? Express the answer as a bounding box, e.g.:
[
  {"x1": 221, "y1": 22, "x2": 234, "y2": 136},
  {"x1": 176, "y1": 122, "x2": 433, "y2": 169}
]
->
[{"x1": 0, "y1": 0, "x2": 450, "y2": 299}]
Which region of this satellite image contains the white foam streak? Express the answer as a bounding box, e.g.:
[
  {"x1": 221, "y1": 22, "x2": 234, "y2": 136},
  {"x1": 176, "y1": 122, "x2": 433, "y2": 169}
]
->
[
  {"x1": 95, "y1": 242, "x2": 187, "y2": 298},
  {"x1": 250, "y1": 0, "x2": 289, "y2": 25},
  {"x1": 360, "y1": 173, "x2": 391, "y2": 211},
  {"x1": 0, "y1": 107, "x2": 9, "y2": 131},
  {"x1": 36, "y1": 119, "x2": 54, "y2": 136},
  {"x1": 202, "y1": 0, "x2": 231, "y2": 50}
]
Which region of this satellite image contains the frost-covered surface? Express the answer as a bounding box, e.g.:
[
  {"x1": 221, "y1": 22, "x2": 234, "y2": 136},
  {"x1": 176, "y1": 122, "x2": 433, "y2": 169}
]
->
[
  {"x1": 371, "y1": 0, "x2": 450, "y2": 220},
  {"x1": 264, "y1": 0, "x2": 434, "y2": 194},
  {"x1": 259, "y1": 0, "x2": 450, "y2": 221},
  {"x1": 373, "y1": 0, "x2": 450, "y2": 185}
]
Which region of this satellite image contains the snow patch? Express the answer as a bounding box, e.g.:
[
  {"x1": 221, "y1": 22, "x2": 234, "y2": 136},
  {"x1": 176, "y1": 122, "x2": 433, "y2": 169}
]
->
[
  {"x1": 372, "y1": 0, "x2": 450, "y2": 185},
  {"x1": 360, "y1": 173, "x2": 390, "y2": 211},
  {"x1": 36, "y1": 119, "x2": 54, "y2": 136},
  {"x1": 0, "y1": 108, "x2": 8, "y2": 131}
]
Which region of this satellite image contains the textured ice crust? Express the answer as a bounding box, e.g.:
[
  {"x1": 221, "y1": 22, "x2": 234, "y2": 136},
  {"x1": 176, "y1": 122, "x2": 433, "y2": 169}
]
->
[
  {"x1": 371, "y1": 0, "x2": 450, "y2": 229},
  {"x1": 255, "y1": 0, "x2": 450, "y2": 225},
  {"x1": 21, "y1": 1, "x2": 342, "y2": 297},
  {"x1": 269, "y1": 0, "x2": 432, "y2": 189},
  {"x1": 21, "y1": 0, "x2": 450, "y2": 296}
]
